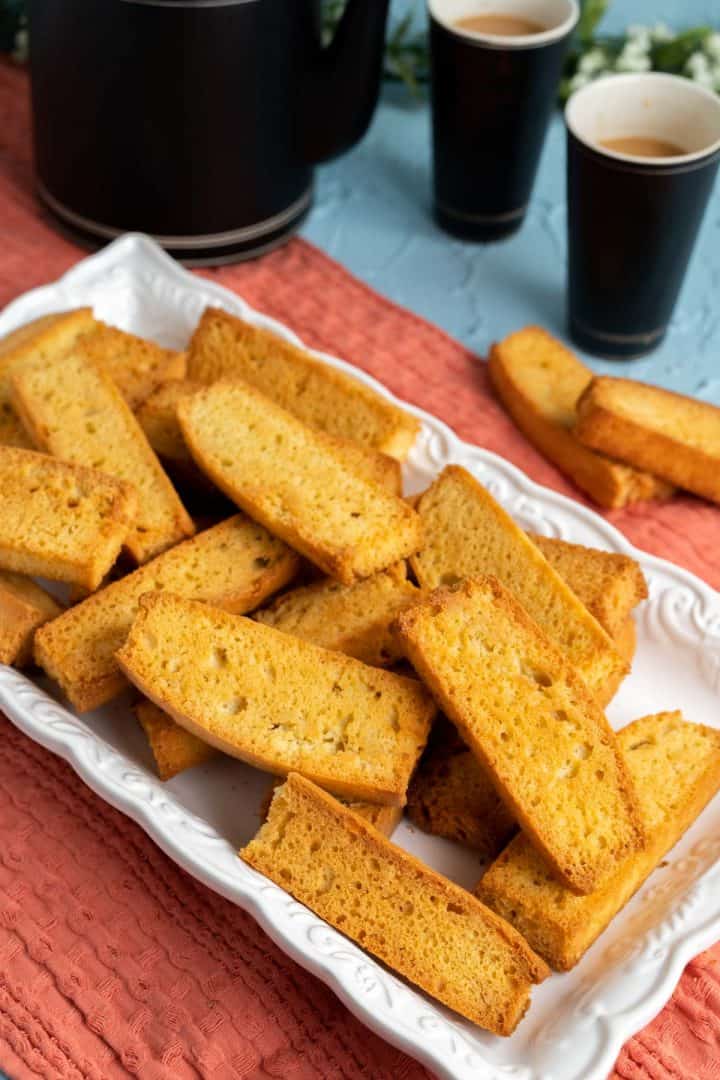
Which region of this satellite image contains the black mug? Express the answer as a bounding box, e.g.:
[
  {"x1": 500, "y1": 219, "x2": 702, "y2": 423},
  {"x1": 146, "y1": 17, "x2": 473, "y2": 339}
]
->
[
  {"x1": 27, "y1": 0, "x2": 389, "y2": 265},
  {"x1": 428, "y1": 0, "x2": 578, "y2": 241},
  {"x1": 566, "y1": 73, "x2": 720, "y2": 358}
]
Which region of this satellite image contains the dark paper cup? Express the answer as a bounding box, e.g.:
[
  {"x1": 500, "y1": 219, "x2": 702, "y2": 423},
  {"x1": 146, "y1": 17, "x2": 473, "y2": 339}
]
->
[
  {"x1": 428, "y1": 0, "x2": 578, "y2": 241},
  {"x1": 566, "y1": 73, "x2": 720, "y2": 359}
]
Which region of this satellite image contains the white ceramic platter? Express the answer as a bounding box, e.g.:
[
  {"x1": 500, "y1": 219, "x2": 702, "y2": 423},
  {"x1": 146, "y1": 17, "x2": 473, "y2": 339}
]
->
[{"x1": 1, "y1": 235, "x2": 719, "y2": 1080}]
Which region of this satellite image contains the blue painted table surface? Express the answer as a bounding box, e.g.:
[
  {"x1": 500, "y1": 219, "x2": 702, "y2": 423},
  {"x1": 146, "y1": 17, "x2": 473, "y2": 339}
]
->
[{"x1": 302, "y1": 1, "x2": 720, "y2": 402}]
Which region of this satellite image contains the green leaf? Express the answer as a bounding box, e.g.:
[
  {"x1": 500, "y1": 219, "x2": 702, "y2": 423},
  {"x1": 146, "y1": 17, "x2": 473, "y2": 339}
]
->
[
  {"x1": 577, "y1": 0, "x2": 609, "y2": 46},
  {"x1": 652, "y1": 27, "x2": 713, "y2": 72}
]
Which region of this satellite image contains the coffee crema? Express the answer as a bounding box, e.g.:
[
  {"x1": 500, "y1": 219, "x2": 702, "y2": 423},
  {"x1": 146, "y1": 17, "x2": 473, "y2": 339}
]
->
[
  {"x1": 453, "y1": 13, "x2": 545, "y2": 36},
  {"x1": 599, "y1": 135, "x2": 686, "y2": 158}
]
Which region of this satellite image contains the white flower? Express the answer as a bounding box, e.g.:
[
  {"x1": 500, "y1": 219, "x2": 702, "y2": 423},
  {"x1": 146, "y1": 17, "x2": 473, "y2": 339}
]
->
[
  {"x1": 705, "y1": 33, "x2": 720, "y2": 62},
  {"x1": 650, "y1": 23, "x2": 673, "y2": 42},
  {"x1": 686, "y1": 50, "x2": 716, "y2": 88},
  {"x1": 615, "y1": 42, "x2": 652, "y2": 73},
  {"x1": 578, "y1": 48, "x2": 609, "y2": 76},
  {"x1": 626, "y1": 25, "x2": 652, "y2": 52}
]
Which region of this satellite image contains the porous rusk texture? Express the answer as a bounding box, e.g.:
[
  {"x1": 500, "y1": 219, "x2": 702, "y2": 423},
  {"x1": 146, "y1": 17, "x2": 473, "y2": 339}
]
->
[
  {"x1": 488, "y1": 328, "x2": 673, "y2": 508},
  {"x1": 34, "y1": 515, "x2": 300, "y2": 712},
  {"x1": 178, "y1": 380, "x2": 422, "y2": 584},
  {"x1": 116, "y1": 594, "x2": 435, "y2": 806},
  {"x1": 135, "y1": 379, "x2": 204, "y2": 462},
  {"x1": 11, "y1": 349, "x2": 195, "y2": 563},
  {"x1": 135, "y1": 699, "x2": 216, "y2": 780},
  {"x1": 531, "y1": 534, "x2": 647, "y2": 640},
  {"x1": 241, "y1": 774, "x2": 549, "y2": 1034},
  {"x1": 187, "y1": 307, "x2": 420, "y2": 460},
  {"x1": 0, "y1": 309, "x2": 98, "y2": 448},
  {"x1": 409, "y1": 466, "x2": 626, "y2": 702},
  {"x1": 576, "y1": 376, "x2": 720, "y2": 505},
  {"x1": 405, "y1": 615, "x2": 637, "y2": 854},
  {"x1": 76, "y1": 322, "x2": 186, "y2": 410},
  {"x1": 0, "y1": 570, "x2": 63, "y2": 666},
  {"x1": 137, "y1": 564, "x2": 420, "y2": 780},
  {"x1": 0, "y1": 446, "x2": 136, "y2": 591},
  {"x1": 395, "y1": 577, "x2": 644, "y2": 894},
  {"x1": 477, "y1": 712, "x2": 720, "y2": 970},
  {"x1": 261, "y1": 777, "x2": 402, "y2": 837},
  {"x1": 406, "y1": 718, "x2": 516, "y2": 858},
  {"x1": 137, "y1": 378, "x2": 403, "y2": 494},
  {"x1": 254, "y1": 563, "x2": 421, "y2": 667}
]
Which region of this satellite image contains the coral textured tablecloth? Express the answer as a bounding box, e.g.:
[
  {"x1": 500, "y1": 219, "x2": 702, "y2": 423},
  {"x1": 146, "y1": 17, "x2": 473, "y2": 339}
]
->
[{"x1": 1, "y1": 60, "x2": 720, "y2": 1079}]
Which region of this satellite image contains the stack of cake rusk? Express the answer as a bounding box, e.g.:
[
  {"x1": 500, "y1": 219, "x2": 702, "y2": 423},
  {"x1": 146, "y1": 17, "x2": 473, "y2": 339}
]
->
[
  {"x1": 2, "y1": 306, "x2": 719, "y2": 1038},
  {"x1": 488, "y1": 325, "x2": 720, "y2": 508}
]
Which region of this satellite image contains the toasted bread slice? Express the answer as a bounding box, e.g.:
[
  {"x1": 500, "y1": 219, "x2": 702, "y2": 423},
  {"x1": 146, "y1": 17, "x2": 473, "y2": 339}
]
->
[
  {"x1": 34, "y1": 514, "x2": 300, "y2": 711},
  {"x1": 405, "y1": 614, "x2": 637, "y2": 854},
  {"x1": 11, "y1": 349, "x2": 195, "y2": 563},
  {"x1": 410, "y1": 466, "x2": 626, "y2": 702},
  {"x1": 260, "y1": 777, "x2": 403, "y2": 837},
  {"x1": 140, "y1": 563, "x2": 421, "y2": 780},
  {"x1": 178, "y1": 380, "x2": 421, "y2": 584},
  {"x1": 137, "y1": 378, "x2": 402, "y2": 494},
  {"x1": 0, "y1": 309, "x2": 98, "y2": 449},
  {"x1": 0, "y1": 446, "x2": 135, "y2": 591},
  {"x1": 76, "y1": 322, "x2": 186, "y2": 410},
  {"x1": 255, "y1": 563, "x2": 421, "y2": 667},
  {"x1": 116, "y1": 594, "x2": 434, "y2": 806},
  {"x1": 488, "y1": 328, "x2": 673, "y2": 508},
  {"x1": 576, "y1": 376, "x2": 720, "y2": 504},
  {"x1": 187, "y1": 307, "x2": 419, "y2": 459},
  {"x1": 531, "y1": 534, "x2": 647, "y2": 640},
  {"x1": 241, "y1": 773, "x2": 548, "y2": 1034},
  {"x1": 0, "y1": 571, "x2": 64, "y2": 666},
  {"x1": 477, "y1": 712, "x2": 720, "y2": 969},
  {"x1": 135, "y1": 698, "x2": 216, "y2": 780},
  {"x1": 395, "y1": 577, "x2": 644, "y2": 893}
]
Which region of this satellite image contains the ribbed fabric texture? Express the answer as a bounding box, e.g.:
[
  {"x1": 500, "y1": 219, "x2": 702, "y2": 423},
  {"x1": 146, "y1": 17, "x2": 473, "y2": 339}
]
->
[{"x1": 1, "y1": 58, "x2": 719, "y2": 1079}]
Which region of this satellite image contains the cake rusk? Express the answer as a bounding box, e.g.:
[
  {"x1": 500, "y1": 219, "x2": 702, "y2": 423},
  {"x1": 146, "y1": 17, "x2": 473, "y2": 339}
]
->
[
  {"x1": 0, "y1": 570, "x2": 64, "y2": 666},
  {"x1": 116, "y1": 594, "x2": 435, "y2": 806},
  {"x1": 531, "y1": 534, "x2": 647, "y2": 641},
  {"x1": 135, "y1": 698, "x2": 216, "y2": 780},
  {"x1": 138, "y1": 564, "x2": 422, "y2": 780},
  {"x1": 34, "y1": 515, "x2": 300, "y2": 712},
  {"x1": 241, "y1": 773, "x2": 549, "y2": 1034},
  {"x1": 260, "y1": 777, "x2": 403, "y2": 837},
  {"x1": 394, "y1": 577, "x2": 644, "y2": 894},
  {"x1": 477, "y1": 712, "x2": 720, "y2": 970},
  {"x1": 488, "y1": 328, "x2": 673, "y2": 508},
  {"x1": 177, "y1": 380, "x2": 422, "y2": 584},
  {"x1": 409, "y1": 466, "x2": 626, "y2": 703},
  {"x1": 575, "y1": 376, "x2": 720, "y2": 505},
  {"x1": 10, "y1": 349, "x2": 195, "y2": 564},
  {"x1": 254, "y1": 563, "x2": 421, "y2": 667},
  {"x1": 406, "y1": 615, "x2": 637, "y2": 854},
  {"x1": 0, "y1": 309, "x2": 98, "y2": 448},
  {"x1": 136, "y1": 378, "x2": 403, "y2": 494},
  {"x1": 76, "y1": 322, "x2": 186, "y2": 410},
  {"x1": 0, "y1": 446, "x2": 136, "y2": 591},
  {"x1": 187, "y1": 306, "x2": 420, "y2": 460},
  {"x1": 406, "y1": 718, "x2": 516, "y2": 858}
]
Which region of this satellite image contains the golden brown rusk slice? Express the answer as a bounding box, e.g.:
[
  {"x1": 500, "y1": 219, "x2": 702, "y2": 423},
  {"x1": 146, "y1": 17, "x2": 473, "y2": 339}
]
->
[
  {"x1": 34, "y1": 514, "x2": 300, "y2": 712},
  {"x1": 116, "y1": 593, "x2": 435, "y2": 806},
  {"x1": 477, "y1": 712, "x2": 720, "y2": 969},
  {"x1": 395, "y1": 577, "x2": 644, "y2": 894},
  {"x1": 240, "y1": 773, "x2": 549, "y2": 1035}
]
